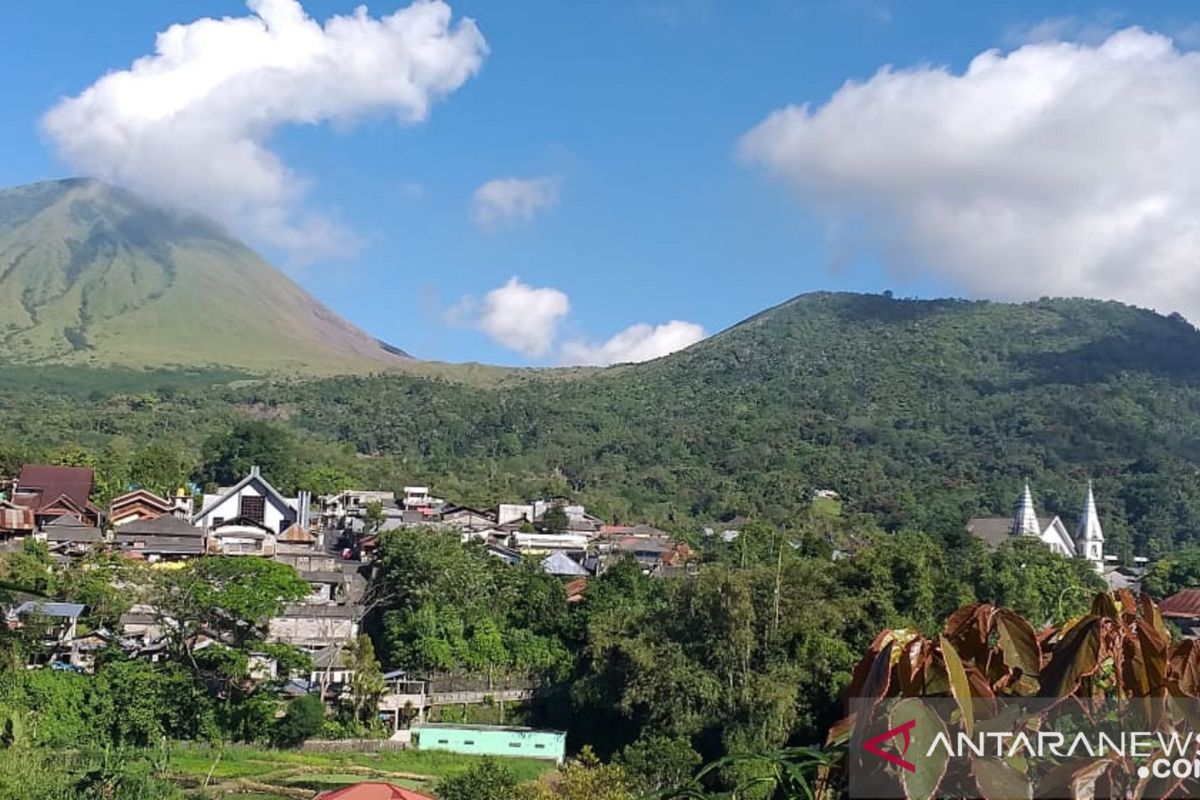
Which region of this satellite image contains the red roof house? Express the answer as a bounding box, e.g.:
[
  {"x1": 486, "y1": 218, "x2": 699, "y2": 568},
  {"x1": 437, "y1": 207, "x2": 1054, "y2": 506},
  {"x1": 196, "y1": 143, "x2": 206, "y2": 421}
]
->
[
  {"x1": 315, "y1": 782, "x2": 434, "y2": 800},
  {"x1": 13, "y1": 465, "x2": 101, "y2": 527}
]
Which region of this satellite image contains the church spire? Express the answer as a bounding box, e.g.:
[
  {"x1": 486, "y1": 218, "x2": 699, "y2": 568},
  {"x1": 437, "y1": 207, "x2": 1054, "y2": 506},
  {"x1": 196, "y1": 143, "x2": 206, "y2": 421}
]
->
[
  {"x1": 1076, "y1": 481, "x2": 1104, "y2": 564},
  {"x1": 1012, "y1": 481, "x2": 1039, "y2": 536}
]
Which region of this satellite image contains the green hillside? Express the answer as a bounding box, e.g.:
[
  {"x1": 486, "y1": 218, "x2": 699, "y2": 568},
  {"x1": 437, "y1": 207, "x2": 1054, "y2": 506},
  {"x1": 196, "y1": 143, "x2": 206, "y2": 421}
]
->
[
  {"x1": 0, "y1": 178, "x2": 411, "y2": 373},
  {"x1": 5, "y1": 292, "x2": 1200, "y2": 559}
]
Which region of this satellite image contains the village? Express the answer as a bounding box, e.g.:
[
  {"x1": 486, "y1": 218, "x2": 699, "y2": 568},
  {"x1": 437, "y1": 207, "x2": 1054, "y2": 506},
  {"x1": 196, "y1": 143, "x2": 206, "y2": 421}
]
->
[{"x1": 0, "y1": 462, "x2": 702, "y2": 765}]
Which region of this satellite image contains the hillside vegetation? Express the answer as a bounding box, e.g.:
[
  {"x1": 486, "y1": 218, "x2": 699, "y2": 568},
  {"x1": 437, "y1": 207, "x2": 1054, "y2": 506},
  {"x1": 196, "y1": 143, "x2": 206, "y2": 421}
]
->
[
  {"x1": 0, "y1": 179, "x2": 410, "y2": 373},
  {"x1": 4, "y1": 292, "x2": 1200, "y2": 558}
]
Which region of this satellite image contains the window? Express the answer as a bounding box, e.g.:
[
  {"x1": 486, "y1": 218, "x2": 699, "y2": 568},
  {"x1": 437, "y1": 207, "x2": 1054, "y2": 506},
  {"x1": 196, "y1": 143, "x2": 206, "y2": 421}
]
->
[
  {"x1": 464, "y1": 740, "x2": 475, "y2": 745},
  {"x1": 508, "y1": 742, "x2": 521, "y2": 748},
  {"x1": 240, "y1": 495, "x2": 265, "y2": 523},
  {"x1": 437, "y1": 739, "x2": 449, "y2": 745},
  {"x1": 535, "y1": 744, "x2": 545, "y2": 750}
]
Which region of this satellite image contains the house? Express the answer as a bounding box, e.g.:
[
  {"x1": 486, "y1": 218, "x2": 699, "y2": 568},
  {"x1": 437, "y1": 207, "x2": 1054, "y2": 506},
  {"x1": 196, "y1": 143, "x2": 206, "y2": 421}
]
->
[
  {"x1": 11, "y1": 465, "x2": 102, "y2": 528},
  {"x1": 112, "y1": 514, "x2": 205, "y2": 561},
  {"x1": 541, "y1": 550, "x2": 590, "y2": 577},
  {"x1": 1160, "y1": 589, "x2": 1200, "y2": 638},
  {"x1": 412, "y1": 723, "x2": 567, "y2": 764},
  {"x1": 439, "y1": 505, "x2": 497, "y2": 532},
  {"x1": 109, "y1": 488, "x2": 190, "y2": 527},
  {"x1": 41, "y1": 514, "x2": 105, "y2": 555},
  {"x1": 193, "y1": 466, "x2": 311, "y2": 535},
  {"x1": 208, "y1": 517, "x2": 278, "y2": 556},
  {"x1": 320, "y1": 490, "x2": 396, "y2": 527},
  {"x1": 268, "y1": 603, "x2": 359, "y2": 649},
  {"x1": 0, "y1": 500, "x2": 35, "y2": 543},
  {"x1": 316, "y1": 782, "x2": 434, "y2": 800},
  {"x1": 497, "y1": 499, "x2": 601, "y2": 533},
  {"x1": 966, "y1": 482, "x2": 1106, "y2": 571},
  {"x1": 9, "y1": 601, "x2": 85, "y2": 645},
  {"x1": 508, "y1": 531, "x2": 590, "y2": 553}
]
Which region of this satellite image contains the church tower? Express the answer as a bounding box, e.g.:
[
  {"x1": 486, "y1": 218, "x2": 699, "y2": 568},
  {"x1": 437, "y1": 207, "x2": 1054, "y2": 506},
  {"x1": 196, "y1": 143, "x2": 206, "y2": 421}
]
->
[
  {"x1": 1011, "y1": 482, "x2": 1040, "y2": 536},
  {"x1": 1075, "y1": 481, "x2": 1105, "y2": 568}
]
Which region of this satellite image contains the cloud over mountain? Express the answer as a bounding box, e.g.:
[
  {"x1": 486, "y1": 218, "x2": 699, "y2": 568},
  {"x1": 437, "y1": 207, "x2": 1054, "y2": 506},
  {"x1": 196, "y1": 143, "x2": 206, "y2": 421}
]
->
[
  {"x1": 42, "y1": 0, "x2": 487, "y2": 260},
  {"x1": 561, "y1": 321, "x2": 707, "y2": 366},
  {"x1": 740, "y1": 28, "x2": 1200, "y2": 320}
]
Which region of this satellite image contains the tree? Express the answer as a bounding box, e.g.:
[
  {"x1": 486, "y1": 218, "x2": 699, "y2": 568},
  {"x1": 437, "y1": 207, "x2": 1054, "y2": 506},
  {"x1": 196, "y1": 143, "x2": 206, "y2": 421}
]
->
[
  {"x1": 129, "y1": 444, "x2": 189, "y2": 496},
  {"x1": 616, "y1": 735, "x2": 702, "y2": 796},
  {"x1": 272, "y1": 694, "x2": 325, "y2": 748},
  {"x1": 152, "y1": 558, "x2": 310, "y2": 664},
  {"x1": 197, "y1": 420, "x2": 301, "y2": 493},
  {"x1": 436, "y1": 758, "x2": 521, "y2": 800},
  {"x1": 541, "y1": 503, "x2": 570, "y2": 534},
  {"x1": 346, "y1": 635, "x2": 385, "y2": 725}
]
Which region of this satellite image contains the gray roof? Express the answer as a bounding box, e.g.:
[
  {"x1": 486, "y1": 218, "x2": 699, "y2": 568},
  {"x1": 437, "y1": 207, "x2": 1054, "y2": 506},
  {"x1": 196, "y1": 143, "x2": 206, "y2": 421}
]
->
[
  {"x1": 43, "y1": 516, "x2": 103, "y2": 543},
  {"x1": 14, "y1": 601, "x2": 85, "y2": 619},
  {"x1": 301, "y1": 570, "x2": 346, "y2": 584},
  {"x1": 542, "y1": 551, "x2": 589, "y2": 577},
  {"x1": 116, "y1": 514, "x2": 201, "y2": 537},
  {"x1": 966, "y1": 516, "x2": 1058, "y2": 549}
]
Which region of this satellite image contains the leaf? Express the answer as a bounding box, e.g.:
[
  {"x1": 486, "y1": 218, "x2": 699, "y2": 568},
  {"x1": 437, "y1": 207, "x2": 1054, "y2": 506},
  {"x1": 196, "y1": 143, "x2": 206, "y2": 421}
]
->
[
  {"x1": 972, "y1": 756, "x2": 1032, "y2": 800},
  {"x1": 890, "y1": 698, "x2": 948, "y2": 800},
  {"x1": 940, "y1": 635, "x2": 974, "y2": 735},
  {"x1": 1141, "y1": 592, "x2": 1169, "y2": 641},
  {"x1": 1070, "y1": 757, "x2": 1114, "y2": 800},
  {"x1": 995, "y1": 609, "x2": 1041, "y2": 679},
  {"x1": 1091, "y1": 593, "x2": 1119, "y2": 620},
  {"x1": 1039, "y1": 615, "x2": 1102, "y2": 698}
]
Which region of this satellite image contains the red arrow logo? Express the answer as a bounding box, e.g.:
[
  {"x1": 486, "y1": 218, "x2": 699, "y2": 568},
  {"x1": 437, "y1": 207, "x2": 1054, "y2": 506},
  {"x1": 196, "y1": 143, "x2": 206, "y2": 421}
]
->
[{"x1": 863, "y1": 718, "x2": 917, "y2": 773}]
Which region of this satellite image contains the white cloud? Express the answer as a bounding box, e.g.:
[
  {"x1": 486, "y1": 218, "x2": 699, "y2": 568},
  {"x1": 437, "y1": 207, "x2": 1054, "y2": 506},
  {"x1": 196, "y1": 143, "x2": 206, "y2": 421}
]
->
[
  {"x1": 451, "y1": 278, "x2": 705, "y2": 363},
  {"x1": 472, "y1": 177, "x2": 559, "y2": 231},
  {"x1": 561, "y1": 321, "x2": 707, "y2": 366},
  {"x1": 42, "y1": 0, "x2": 487, "y2": 259},
  {"x1": 739, "y1": 28, "x2": 1200, "y2": 320},
  {"x1": 470, "y1": 277, "x2": 571, "y2": 358}
]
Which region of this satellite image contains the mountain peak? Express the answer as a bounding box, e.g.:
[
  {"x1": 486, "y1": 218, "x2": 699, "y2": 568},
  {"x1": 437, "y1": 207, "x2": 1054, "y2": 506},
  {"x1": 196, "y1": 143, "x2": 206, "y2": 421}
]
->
[{"x1": 0, "y1": 179, "x2": 410, "y2": 372}]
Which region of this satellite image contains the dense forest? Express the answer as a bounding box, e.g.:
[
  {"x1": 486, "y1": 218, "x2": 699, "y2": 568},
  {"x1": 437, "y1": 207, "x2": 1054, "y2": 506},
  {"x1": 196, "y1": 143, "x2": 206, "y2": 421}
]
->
[{"x1": 5, "y1": 292, "x2": 1200, "y2": 558}]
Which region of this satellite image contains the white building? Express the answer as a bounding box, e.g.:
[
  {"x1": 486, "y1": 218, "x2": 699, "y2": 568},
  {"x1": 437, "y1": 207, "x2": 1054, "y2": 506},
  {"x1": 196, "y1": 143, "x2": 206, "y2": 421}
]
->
[
  {"x1": 966, "y1": 482, "x2": 1106, "y2": 571},
  {"x1": 193, "y1": 466, "x2": 310, "y2": 535}
]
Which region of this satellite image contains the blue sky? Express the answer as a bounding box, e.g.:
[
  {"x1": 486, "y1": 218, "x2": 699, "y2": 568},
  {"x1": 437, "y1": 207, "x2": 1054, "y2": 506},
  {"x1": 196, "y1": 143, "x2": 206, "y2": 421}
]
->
[{"x1": 5, "y1": 1, "x2": 1200, "y2": 364}]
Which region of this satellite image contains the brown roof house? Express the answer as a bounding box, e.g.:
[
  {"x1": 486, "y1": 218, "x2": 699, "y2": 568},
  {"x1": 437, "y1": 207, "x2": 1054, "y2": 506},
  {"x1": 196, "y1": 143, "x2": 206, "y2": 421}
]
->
[
  {"x1": 1160, "y1": 589, "x2": 1200, "y2": 639},
  {"x1": 109, "y1": 488, "x2": 191, "y2": 527},
  {"x1": 13, "y1": 465, "x2": 103, "y2": 528}
]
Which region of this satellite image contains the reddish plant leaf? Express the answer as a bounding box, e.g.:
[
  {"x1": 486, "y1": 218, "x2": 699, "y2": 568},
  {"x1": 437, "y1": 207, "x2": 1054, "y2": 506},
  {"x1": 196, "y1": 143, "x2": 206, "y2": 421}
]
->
[
  {"x1": 890, "y1": 698, "x2": 949, "y2": 800},
  {"x1": 1039, "y1": 615, "x2": 1103, "y2": 698},
  {"x1": 995, "y1": 608, "x2": 1041, "y2": 679}
]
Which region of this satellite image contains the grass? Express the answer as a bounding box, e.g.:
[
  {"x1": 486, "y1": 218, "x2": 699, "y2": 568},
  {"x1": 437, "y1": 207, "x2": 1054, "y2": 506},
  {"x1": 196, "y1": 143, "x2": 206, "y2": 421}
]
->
[{"x1": 166, "y1": 743, "x2": 556, "y2": 798}]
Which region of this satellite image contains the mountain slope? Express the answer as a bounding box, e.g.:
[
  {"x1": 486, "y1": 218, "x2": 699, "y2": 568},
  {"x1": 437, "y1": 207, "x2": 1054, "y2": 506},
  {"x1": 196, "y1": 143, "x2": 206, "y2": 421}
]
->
[
  {"x1": 0, "y1": 179, "x2": 409, "y2": 372},
  {"x1": 229, "y1": 292, "x2": 1200, "y2": 557}
]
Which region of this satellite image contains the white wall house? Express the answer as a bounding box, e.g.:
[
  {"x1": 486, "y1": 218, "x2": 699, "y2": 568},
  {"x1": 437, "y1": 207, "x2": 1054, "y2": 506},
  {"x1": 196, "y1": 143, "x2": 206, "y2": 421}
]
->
[{"x1": 193, "y1": 466, "x2": 309, "y2": 535}]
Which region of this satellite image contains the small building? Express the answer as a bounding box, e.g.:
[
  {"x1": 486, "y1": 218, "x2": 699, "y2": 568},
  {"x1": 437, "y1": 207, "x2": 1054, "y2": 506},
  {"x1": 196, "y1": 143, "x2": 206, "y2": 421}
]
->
[
  {"x1": 542, "y1": 550, "x2": 590, "y2": 577},
  {"x1": 1159, "y1": 589, "x2": 1200, "y2": 638},
  {"x1": 0, "y1": 500, "x2": 35, "y2": 543},
  {"x1": 109, "y1": 489, "x2": 190, "y2": 527},
  {"x1": 113, "y1": 514, "x2": 205, "y2": 561},
  {"x1": 412, "y1": 723, "x2": 566, "y2": 764},
  {"x1": 9, "y1": 601, "x2": 86, "y2": 645},
  {"x1": 41, "y1": 514, "x2": 105, "y2": 555}
]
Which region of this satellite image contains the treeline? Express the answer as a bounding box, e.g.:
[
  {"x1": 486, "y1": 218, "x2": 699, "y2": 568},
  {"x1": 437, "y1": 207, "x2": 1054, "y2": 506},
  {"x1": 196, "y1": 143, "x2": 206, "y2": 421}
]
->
[{"x1": 7, "y1": 296, "x2": 1200, "y2": 558}]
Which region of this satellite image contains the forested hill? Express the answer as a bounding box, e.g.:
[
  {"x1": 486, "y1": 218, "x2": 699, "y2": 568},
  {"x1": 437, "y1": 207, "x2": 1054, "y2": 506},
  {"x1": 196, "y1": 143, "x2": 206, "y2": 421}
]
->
[{"x1": 6, "y1": 291, "x2": 1200, "y2": 558}]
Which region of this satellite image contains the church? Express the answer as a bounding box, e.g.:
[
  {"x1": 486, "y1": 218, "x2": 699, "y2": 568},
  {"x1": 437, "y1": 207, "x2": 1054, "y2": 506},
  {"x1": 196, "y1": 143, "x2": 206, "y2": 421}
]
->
[{"x1": 966, "y1": 482, "x2": 1106, "y2": 572}]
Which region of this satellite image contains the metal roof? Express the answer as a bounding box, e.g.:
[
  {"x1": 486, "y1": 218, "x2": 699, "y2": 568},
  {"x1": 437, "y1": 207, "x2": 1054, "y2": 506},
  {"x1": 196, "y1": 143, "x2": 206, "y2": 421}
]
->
[
  {"x1": 1160, "y1": 588, "x2": 1200, "y2": 617},
  {"x1": 14, "y1": 601, "x2": 85, "y2": 619}
]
